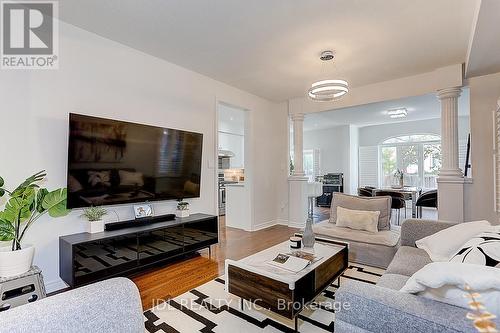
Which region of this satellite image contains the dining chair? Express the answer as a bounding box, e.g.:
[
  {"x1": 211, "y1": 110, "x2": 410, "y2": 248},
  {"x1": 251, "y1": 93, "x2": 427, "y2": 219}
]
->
[
  {"x1": 357, "y1": 187, "x2": 373, "y2": 197},
  {"x1": 375, "y1": 190, "x2": 406, "y2": 225},
  {"x1": 416, "y1": 189, "x2": 437, "y2": 218}
]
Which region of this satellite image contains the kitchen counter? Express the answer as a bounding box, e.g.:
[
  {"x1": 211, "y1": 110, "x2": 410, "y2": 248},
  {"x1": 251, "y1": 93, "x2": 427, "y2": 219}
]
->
[{"x1": 225, "y1": 182, "x2": 245, "y2": 187}]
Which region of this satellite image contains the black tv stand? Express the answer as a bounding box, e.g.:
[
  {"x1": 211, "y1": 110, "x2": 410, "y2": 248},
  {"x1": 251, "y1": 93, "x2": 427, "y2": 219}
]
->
[
  {"x1": 104, "y1": 213, "x2": 176, "y2": 231},
  {"x1": 59, "y1": 213, "x2": 218, "y2": 287}
]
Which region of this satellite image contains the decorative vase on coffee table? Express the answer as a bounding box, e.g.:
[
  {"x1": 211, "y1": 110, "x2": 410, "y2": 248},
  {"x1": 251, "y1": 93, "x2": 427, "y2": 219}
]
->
[{"x1": 302, "y1": 217, "x2": 315, "y2": 249}]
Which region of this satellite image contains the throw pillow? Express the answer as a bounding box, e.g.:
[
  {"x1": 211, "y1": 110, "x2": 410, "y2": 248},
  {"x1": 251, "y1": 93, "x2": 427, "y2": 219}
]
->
[
  {"x1": 449, "y1": 229, "x2": 500, "y2": 267},
  {"x1": 415, "y1": 220, "x2": 491, "y2": 262},
  {"x1": 87, "y1": 171, "x2": 111, "y2": 187},
  {"x1": 336, "y1": 206, "x2": 380, "y2": 233},
  {"x1": 400, "y1": 262, "x2": 500, "y2": 314},
  {"x1": 330, "y1": 193, "x2": 391, "y2": 231},
  {"x1": 119, "y1": 170, "x2": 144, "y2": 186}
]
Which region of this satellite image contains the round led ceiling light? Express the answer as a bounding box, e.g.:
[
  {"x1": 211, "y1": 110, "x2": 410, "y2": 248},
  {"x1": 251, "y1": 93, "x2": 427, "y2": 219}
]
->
[{"x1": 308, "y1": 51, "x2": 349, "y2": 102}]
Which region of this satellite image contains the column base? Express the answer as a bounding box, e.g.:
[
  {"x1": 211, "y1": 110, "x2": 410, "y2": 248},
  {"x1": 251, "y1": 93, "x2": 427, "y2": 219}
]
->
[
  {"x1": 288, "y1": 176, "x2": 309, "y2": 229},
  {"x1": 438, "y1": 168, "x2": 464, "y2": 179},
  {"x1": 437, "y1": 176, "x2": 465, "y2": 223}
]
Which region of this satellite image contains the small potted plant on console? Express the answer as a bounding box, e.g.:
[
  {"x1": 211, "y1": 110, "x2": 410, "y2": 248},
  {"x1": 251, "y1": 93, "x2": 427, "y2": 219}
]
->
[
  {"x1": 81, "y1": 206, "x2": 107, "y2": 233},
  {"x1": 176, "y1": 200, "x2": 190, "y2": 218}
]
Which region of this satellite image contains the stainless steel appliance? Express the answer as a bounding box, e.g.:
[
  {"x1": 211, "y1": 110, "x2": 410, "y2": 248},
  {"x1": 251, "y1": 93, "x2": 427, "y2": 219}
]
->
[{"x1": 218, "y1": 172, "x2": 237, "y2": 215}]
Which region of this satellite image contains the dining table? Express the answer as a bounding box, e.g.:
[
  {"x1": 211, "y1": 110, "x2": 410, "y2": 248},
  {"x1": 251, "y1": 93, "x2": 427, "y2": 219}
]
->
[{"x1": 371, "y1": 186, "x2": 423, "y2": 218}]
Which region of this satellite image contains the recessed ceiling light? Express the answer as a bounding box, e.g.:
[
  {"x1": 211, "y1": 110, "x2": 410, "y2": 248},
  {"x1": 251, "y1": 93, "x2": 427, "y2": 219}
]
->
[
  {"x1": 387, "y1": 108, "x2": 408, "y2": 119},
  {"x1": 230, "y1": 117, "x2": 234, "y2": 121}
]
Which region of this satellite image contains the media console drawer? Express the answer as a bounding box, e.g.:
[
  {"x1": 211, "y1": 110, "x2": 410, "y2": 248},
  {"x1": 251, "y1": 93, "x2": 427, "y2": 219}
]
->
[{"x1": 59, "y1": 213, "x2": 218, "y2": 287}]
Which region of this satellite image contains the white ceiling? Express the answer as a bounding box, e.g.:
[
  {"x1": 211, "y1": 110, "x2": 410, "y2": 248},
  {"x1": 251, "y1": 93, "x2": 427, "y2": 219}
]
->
[
  {"x1": 58, "y1": 0, "x2": 477, "y2": 102},
  {"x1": 303, "y1": 89, "x2": 470, "y2": 131}
]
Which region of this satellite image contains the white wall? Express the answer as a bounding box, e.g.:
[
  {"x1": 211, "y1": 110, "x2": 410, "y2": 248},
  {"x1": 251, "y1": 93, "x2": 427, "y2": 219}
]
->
[
  {"x1": 0, "y1": 21, "x2": 287, "y2": 291},
  {"x1": 465, "y1": 72, "x2": 500, "y2": 224},
  {"x1": 303, "y1": 126, "x2": 352, "y2": 193}
]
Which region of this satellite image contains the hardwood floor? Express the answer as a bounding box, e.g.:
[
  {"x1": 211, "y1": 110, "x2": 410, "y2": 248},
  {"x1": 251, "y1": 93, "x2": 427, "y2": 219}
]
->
[{"x1": 132, "y1": 217, "x2": 298, "y2": 310}]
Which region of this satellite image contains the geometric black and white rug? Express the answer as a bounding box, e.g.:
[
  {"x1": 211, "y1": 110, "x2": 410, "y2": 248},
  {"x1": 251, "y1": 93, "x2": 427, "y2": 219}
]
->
[{"x1": 144, "y1": 264, "x2": 384, "y2": 333}]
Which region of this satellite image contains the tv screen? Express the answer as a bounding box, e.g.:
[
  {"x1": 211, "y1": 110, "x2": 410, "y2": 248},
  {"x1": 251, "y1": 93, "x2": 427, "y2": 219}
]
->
[{"x1": 67, "y1": 113, "x2": 203, "y2": 208}]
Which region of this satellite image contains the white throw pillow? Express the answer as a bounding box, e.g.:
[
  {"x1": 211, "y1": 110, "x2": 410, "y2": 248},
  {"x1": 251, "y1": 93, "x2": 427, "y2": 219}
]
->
[
  {"x1": 336, "y1": 206, "x2": 380, "y2": 233},
  {"x1": 449, "y1": 229, "x2": 500, "y2": 267},
  {"x1": 415, "y1": 220, "x2": 491, "y2": 262},
  {"x1": 400, "y1": 262, "x2": 500, "y2": 314},
  {"x1": 119, "y1": 170, "x2": 144, "y2": 186}
]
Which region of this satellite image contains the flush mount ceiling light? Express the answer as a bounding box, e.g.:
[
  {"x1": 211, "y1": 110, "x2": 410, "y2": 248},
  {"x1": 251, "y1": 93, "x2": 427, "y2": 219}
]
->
[
  {"x1": 387, "y1": 108, "x2": 408, "y2": 119},
  {"x1": 308, "y1": 51, "x2": 349, "y2": 102}
]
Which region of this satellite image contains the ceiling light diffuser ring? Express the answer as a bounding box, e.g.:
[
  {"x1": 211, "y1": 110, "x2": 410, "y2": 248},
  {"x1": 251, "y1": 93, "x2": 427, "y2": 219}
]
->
[{"x1": 308, "y1": 79, "x2": 349, "y2": 101}]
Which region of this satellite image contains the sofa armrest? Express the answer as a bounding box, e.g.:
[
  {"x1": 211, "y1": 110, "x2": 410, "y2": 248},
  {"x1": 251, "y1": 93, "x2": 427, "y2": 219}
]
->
[
  {"x1": 1, "y1": 278, "x2": 144, "y2": 333},
  {"x1": 400, "y1": 218, "x2": 455, "y2": 247},
  {"x1": 335, "y1": 280, "x2": 480, "y2": 333}
]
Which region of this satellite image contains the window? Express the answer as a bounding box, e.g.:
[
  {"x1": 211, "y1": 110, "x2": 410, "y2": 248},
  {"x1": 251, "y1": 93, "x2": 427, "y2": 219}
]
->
[
  {"x1": 380, "y1": 134, "x2": 441, "y2": 189},
  {"x1": 290, "y1": 149, "x2": 321, "y2": 181}
]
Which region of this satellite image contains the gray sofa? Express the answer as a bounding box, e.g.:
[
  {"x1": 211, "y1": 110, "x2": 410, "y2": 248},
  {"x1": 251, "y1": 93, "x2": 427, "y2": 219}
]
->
[
  {"x1": 313, "y1": 193, "x2": 400, "y2": 268},
  {"x1": 0, "y1": 277, "x2": 144, "y2": 333},
  {"x1": 335, "y1": 219, "x2": 500, "y2": 333}
]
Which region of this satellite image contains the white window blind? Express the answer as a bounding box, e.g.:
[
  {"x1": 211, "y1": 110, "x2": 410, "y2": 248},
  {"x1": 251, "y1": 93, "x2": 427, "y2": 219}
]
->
[{"x1": 358, "y1": 146, "x2": 379, "y2": 187}]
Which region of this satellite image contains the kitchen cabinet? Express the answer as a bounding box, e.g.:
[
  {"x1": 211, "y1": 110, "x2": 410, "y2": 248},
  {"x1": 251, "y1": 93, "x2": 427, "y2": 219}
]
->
[{"x1": 218, "y1": 132, "x2": 244, "y2": 168}]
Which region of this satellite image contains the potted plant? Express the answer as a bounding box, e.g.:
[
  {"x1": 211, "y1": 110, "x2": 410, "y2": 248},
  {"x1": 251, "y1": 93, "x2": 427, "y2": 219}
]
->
[
  {"x1": 0, "y1": 171, "x2": 70, "y2": 277},
  {"x1": 176, "y1": 200, "x2": 190, "y2": 218},
  {"x1": 81, "y1": 206, "x2": 107, "y2": 233},
  {"x1": 394, "y1": 169, "x2": 404, "y2": 188}
]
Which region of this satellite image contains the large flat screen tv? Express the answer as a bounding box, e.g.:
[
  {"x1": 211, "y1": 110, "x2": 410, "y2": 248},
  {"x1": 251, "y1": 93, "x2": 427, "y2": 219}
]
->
[{"x1": 67, "y1": 113, "x2": 203, "y2": 208}]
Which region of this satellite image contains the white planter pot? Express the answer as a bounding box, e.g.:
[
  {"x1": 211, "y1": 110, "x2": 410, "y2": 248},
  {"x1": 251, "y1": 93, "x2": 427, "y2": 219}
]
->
[
  {"x1": 0, "y1": 245, "x2": 35, "y2": 277},
  {"x1": 87, "y1": 220, "x2": 104, "y2": 233},
  {"x1": 176, "y1": 209, "x2": 190, "y2": 218}
]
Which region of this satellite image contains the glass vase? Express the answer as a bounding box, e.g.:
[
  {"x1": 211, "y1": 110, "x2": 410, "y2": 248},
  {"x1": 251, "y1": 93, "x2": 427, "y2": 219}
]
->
[{"x1": 302, "y1": 217, "x2": 315, "y2": 249}]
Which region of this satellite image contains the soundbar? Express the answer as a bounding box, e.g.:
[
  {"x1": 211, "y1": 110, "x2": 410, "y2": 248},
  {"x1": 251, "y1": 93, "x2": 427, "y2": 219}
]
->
[{"x1": 105, "y1": 213, "x2": 176, "y2": 231}]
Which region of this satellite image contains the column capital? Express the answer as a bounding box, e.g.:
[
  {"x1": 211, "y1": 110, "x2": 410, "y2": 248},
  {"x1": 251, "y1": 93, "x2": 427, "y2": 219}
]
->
[
  {"x1": 437, "y1": 87, "x2": 462, "y2": 100},
  {"x1": 290, "y1": 113, "x2": 305, "y2": 122}
]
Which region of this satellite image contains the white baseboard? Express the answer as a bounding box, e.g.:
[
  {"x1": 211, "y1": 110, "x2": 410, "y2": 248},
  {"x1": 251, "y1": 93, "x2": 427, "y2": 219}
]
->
[
  {"x1": 276, "y1": 219, "x2": 288, "y2": 226},
  {"x1": 45, "y1": 278, "x2": 69, "y2": 294},
  {"x1": 287, "y1": 220, "x2": 306, "y2": 229},
  {"x1": 251, "y1": 220, "x2": 277, "y2": 231}
]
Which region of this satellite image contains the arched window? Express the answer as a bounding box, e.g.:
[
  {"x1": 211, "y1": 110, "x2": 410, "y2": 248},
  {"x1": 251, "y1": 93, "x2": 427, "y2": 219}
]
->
[
  {"x1": 379, "y1": 134, "x2": 441, "y2": 189},
  {"x1": 381, "y1": 134, "x2": 441, "y2": 144}
]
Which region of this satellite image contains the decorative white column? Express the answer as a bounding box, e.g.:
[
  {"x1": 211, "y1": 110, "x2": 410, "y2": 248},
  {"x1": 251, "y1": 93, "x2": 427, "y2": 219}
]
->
[
  {"x1": 437, "y1": 87, "x2": 465, "y2": 222},
  {"x1": 291, "y1": 113, "x2": 305, "y2": 176},
  {"x1": 288, "y1": 113, "x2": 308, "y2": 228},
  {"x1": 438, "y1": 87, "x2": 463, "y2": 179}
]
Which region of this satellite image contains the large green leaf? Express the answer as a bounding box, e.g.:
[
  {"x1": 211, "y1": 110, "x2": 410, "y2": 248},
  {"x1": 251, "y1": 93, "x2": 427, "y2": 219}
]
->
[
  {"x1": 0, "y1": 176, "x2": 4, "y2": 187},
  {"x1": 0, "y1": 219, "x2": 15, "y2": 241},
  {"x1": 42, "y1": 188, "x2": 70, "y2": 218},
  {"x1": 2, "y1": 197, "x2": 31, "y2": 224},
  {"x1": 36, "y1": 188, "x2": 49, "y2": 213},
  {"x1": 11, "y1": 170, "x2": 46, "y2": 198}
]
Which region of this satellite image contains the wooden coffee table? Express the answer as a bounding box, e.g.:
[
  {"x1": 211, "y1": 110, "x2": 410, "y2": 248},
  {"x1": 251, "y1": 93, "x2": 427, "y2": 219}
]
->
[{"x1": 225, "y1": 238, "x2": 348, "y2": 332}]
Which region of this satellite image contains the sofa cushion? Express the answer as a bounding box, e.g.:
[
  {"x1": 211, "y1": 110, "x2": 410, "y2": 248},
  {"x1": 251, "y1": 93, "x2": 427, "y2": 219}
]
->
[
  {"x1": 336, "y1": 206, "x2": 380, "y2": 233},
  {"x1": 329, "y1": 193, "x2": 392, "y2": 231},
  {"x1": 386, "y1": 246, "x2": 432, "y2": 276},
  {"x1": 377, "y1": 273, "x2": 409, "y2": 290},
  {"x1": 313, "y1": 220, "x2": 400, "y2": 247}
]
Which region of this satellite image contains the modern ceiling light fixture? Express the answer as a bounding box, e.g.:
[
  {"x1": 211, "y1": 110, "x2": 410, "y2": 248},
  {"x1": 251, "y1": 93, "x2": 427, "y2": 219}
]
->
[
  {"x1": 387, "y1": 108, "x2": 408, "y2": 118},
  {"x1": 308, "y1": 50, "x2": 349, "y2": 102}
]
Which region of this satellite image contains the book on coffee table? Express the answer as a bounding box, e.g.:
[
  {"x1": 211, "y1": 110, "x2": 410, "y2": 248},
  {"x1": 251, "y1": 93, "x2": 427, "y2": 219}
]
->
[{"x1": 268, "y1": 251, "x2": 323, "y2": 273}]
